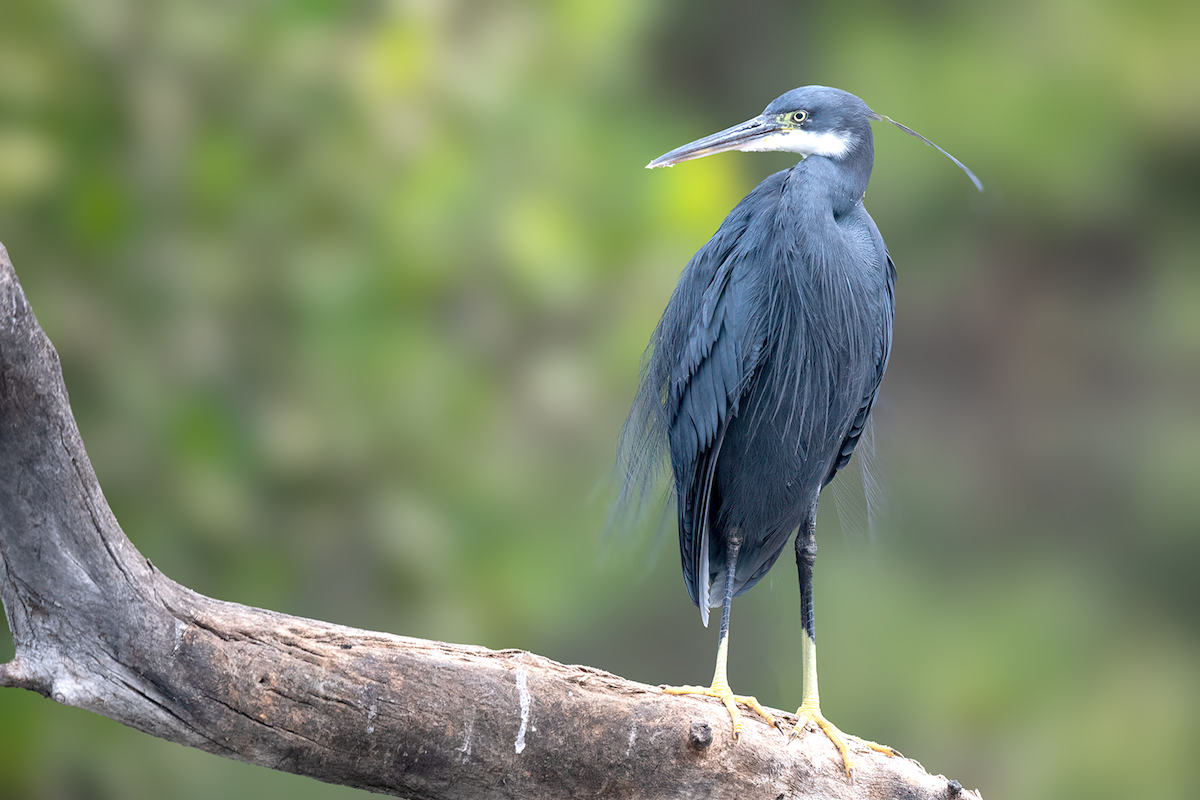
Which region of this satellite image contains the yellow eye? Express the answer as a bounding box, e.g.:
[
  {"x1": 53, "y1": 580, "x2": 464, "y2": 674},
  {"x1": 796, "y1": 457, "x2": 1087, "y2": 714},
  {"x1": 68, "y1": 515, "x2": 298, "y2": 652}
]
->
[{"x1": 791, "y1": 110, "x2": 808, "y2": 124}]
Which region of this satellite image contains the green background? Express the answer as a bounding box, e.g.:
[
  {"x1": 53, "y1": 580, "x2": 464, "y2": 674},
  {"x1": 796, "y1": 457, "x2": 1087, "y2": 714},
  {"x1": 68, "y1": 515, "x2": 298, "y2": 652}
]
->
[{"x1": 1, "y1": 1, "x2": 1198, "y2": 798}]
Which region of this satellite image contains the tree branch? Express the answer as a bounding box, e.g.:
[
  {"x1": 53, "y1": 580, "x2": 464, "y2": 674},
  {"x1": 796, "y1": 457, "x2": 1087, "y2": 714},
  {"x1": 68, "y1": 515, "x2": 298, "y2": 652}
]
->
[{"x1": 0, "y1": 243, "x2": 979, "y2": 799}]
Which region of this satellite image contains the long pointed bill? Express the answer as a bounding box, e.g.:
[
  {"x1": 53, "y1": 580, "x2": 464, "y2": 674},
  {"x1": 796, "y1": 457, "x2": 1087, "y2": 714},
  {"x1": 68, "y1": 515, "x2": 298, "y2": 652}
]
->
[{"x1": 646, "y1": 115, "x2": 784, "y2": 169}]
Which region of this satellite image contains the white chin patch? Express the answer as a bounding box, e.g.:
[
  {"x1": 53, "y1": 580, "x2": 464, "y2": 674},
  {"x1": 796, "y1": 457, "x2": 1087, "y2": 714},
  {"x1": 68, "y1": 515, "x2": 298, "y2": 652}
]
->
[{"x1": 738, "y1": 128, "x2": 853, "y2": 158}]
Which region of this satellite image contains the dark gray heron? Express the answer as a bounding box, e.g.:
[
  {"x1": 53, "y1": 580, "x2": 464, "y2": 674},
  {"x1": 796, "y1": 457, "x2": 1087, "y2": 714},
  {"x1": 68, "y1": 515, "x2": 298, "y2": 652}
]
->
[{"x1": 617, "y1": 85, "x2": 981, "y2": 774}]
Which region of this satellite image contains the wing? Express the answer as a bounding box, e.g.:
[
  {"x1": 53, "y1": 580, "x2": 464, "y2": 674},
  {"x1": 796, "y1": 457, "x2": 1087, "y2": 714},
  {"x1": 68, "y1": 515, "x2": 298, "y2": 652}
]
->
[
  {"x1": 664, "y1": 192, "x2": 778, "y2": 618},
  {"x1": 669, "y1": 258, "x2": 745, "y2": 622},
  {"x1": 613, "y1": 173, "x2": 782, "y2": 621},
  {"x1": 680, "y1": 424, "x2": 726, "y2": 626}
]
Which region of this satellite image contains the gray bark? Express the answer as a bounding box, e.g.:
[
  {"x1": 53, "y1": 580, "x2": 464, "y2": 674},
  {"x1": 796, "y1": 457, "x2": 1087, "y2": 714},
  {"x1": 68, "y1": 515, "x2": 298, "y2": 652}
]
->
[{"x1": 0, "y1": 243, "x2": 980, "y2": 799}]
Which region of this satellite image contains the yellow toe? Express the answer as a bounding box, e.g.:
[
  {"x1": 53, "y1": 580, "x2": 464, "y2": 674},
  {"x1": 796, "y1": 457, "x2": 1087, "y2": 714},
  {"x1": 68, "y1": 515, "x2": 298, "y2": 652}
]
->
[
  {"x1": 790, "y1": 700, "x2": 895, "y2": 777},
  {"x1": 662, "y1": 682, "x2": 778, "y2": 739}
]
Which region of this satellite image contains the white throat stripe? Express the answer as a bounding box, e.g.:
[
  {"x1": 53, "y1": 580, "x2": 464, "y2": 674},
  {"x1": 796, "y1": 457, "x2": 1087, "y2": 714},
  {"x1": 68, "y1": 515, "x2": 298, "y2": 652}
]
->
[{"x1": 737, "y1": 128, "x2": 853, "y2": 158}]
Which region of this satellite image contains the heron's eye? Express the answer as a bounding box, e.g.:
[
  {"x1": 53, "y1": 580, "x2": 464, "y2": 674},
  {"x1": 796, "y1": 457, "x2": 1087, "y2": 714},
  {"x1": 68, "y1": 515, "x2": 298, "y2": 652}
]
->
[{"x1": 791, "y1": 111, "x2": 808, "y2": 124}]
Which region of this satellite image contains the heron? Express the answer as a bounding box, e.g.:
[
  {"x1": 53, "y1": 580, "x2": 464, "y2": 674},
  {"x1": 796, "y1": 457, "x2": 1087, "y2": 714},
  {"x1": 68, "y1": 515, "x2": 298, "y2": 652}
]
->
[{"x1": 616, "y1": 85, "x2": 980, "y2": 775}]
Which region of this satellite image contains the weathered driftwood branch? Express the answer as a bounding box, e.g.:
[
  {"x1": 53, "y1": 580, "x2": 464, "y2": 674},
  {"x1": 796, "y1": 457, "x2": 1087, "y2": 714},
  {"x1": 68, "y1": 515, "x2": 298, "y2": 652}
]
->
[{"x1": 0, "y1": 243, "x2": 978, "y2": 799}]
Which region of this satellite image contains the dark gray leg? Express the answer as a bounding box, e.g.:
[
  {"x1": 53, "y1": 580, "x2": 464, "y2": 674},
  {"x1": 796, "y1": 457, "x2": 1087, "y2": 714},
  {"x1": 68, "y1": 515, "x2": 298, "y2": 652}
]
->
[
  {"x1": 795, "y1": 506, "x2": 818, "y2": 644},
  {"x1": 791, "y1": 499, "x2": 894, "y2": 774},
  {"x1": 662, "y1": 531, "x2": 779, "y2": 738}
]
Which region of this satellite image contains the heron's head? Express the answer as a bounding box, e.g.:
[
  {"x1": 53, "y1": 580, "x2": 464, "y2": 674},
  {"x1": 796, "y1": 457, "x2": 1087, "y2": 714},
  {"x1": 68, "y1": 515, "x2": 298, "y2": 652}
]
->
[
  {"x1": 647, "y1": 85, "x2": 984, "y2": 192},
  {"x1": 646, "y1": 85, "x2": 875, "y2": 169}
]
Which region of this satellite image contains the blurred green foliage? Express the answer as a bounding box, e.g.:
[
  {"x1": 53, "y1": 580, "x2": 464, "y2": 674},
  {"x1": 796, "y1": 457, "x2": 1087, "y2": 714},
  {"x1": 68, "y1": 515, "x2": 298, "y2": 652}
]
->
[{"x1": 1, "y1": 1, "x2": 1198, "y2": 798}]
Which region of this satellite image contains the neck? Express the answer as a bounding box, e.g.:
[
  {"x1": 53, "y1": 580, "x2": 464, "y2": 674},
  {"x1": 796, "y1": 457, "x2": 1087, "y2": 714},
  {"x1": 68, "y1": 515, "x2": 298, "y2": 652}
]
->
[
  {"x1": 790, "y1": 118, "x2": 873, "y2": 212},
  {"x1": 794, "y1": 143, "x2": 873, "y2": 218}
]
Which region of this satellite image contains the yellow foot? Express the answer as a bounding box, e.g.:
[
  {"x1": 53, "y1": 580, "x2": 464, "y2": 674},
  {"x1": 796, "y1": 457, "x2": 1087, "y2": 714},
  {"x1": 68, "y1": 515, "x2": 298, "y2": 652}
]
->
[
  {"x1": 662, "y1": 682, "x2": 781, "y2": 740},
  {"x1": 790, "y1": 700, "x2": 896, "y2": 776}
]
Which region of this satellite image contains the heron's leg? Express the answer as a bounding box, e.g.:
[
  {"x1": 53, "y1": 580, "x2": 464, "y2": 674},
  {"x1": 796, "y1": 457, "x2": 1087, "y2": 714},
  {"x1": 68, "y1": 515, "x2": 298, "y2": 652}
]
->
[
  {"x1": 662, "y1": 535, "x2": 779, "y2": 740},
  {"x1": 791, "y1": 504, "x2": 895, "y2": 775}
]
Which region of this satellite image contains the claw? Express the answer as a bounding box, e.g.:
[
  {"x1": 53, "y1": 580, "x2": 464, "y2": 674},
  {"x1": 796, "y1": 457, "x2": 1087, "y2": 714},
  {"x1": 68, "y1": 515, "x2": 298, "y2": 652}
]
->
[
  {"x1": 662, "y1": 682, "x2": 779, "y2": 739},
  {"x1": 790, "y1": 699, "x2": 895, "y2": 776}
]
